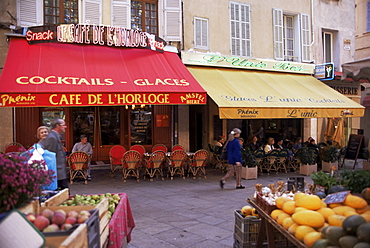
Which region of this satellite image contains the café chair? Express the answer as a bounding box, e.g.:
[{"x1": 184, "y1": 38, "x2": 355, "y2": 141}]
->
[
  {"x1": 152, "y1": 144, "x2": 168, "y2": 153},
  {"x1": 130, "y1": 144, "x2": 146, "y2": 156},
  {"x1": 276, "y1": 149, "x2": 289, "y2": 173},
  {"x1": 68, "y1": 151, "x2": 90, "y2": 184},
  {"x1": 264, "y1": 149, "x2": 280, "y2": 175},
  {"x1": 172, "y1": 144, "x2": 185, "y2": 151},
  {"x1": 144, "y1": 151, "x2": 166, "y2": 182},
  {"x1": 254, "y1": 149, "x2": 265, "y2": 174},
  {"x1": 188, "y1": 149, "x2": 209, "y2": 179},
  {"x1": 4, "y1": 142, "x2": 24, "y2": 153},
  {"x1": 122, "y1": 150, "x2": 141, "y2": 183},
  {"x1": 109, "y1": 145, "x2": 126, "y2": 176},
  {"x1": 168, "y1": 150, "x2": 187, "y2": 180}
]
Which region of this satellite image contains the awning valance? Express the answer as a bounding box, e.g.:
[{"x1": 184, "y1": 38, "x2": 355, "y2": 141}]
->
[
  {"x1": 187, "y1": 66, "x2": 364, "y2": 119},
  {"x1": 342, "y1": 57, "x2": 370, "y2": 81},
  {"x1": 363, "y1": 95, "x2": 370, "y2": 108},
  {"x1": 0, "y1": 37, "x2": 206, "y2": 107}
]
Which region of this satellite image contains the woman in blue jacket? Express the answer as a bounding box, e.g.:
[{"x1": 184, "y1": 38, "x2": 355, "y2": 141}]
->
[{"x1": 220, "y1": 128, "x2": 245, "y2": 189}]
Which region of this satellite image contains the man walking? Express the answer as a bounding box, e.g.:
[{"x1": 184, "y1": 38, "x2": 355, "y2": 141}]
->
[{"x1": 43, "y1": 118, "x2": 68, "y2": 189}]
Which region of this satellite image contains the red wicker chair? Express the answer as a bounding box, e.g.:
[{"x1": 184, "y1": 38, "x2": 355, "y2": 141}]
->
[
  {"x1": 168, "y1": 150, "x2": 187, "y2": 180},
  {"x1": 5, "y1": 142, "x2": 24, "y2": 153},
  {"x1": 122, "y1": 150, "x2": 141, "y2": 182},
  {"x1": 68, "y1": 151, "x2": 90, "y2": 184},
  {"x1": 172, "y1": 144, "x2": 185, "y2": 151},
  {"x1": 109, "y1": 145, "x2": 126, "y2": 176},
  {"x1": 152, "y1": 144, "x2": 168, "y2": 153},
  {"x1": 188, "y1": 149, "x2": 209, "y2": 179},
  {"x1": 145, "y1": 151, "x2": 166, "y2": 181}
]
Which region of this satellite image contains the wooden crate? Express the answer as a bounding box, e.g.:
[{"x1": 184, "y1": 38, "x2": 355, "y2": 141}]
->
[
  {"x1": 18, "y1": 200, "x2": 40, "y2": 215},
  {"x1": 299, "y1": 164, "x2": 317, "y2": 176},
  {"x1": 44, "y1": 224, "x2": 88, "y2": 248},
  {"x1": 322, "y1": 161, "x2": 338, "y2": 172},
  {"x1": 42, "y1": 189, "x2": 70, "y2": 207}
]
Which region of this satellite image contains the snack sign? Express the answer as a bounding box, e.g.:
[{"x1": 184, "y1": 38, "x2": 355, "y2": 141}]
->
[{"x1": 25, "y1": 24, "x2": 166, "y2": 53}]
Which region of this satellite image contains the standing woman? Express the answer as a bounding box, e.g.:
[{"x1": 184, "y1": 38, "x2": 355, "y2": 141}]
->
[
  {"x1": 220, "y1": 128, "x2": 245, "y2": 189},
  {"x1": 36, "y1": 126, "x2": 49, "y2": 147}
]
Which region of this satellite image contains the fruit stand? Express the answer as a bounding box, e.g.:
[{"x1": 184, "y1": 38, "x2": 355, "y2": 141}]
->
[
  {"x1": 15, "y1": 190, "x2": 135, "y2": 248},
  {"x1": 247, "y1": 198, "x2": 306, "y2": 248}
]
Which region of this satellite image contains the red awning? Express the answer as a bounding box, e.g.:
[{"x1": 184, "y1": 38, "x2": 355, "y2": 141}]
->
[
  {"x1": 0, "y1": 37, "x2": 206, "y2": 107},
  {"x1": 363, "y1": 95, "x2": 370, "y2": 108}
]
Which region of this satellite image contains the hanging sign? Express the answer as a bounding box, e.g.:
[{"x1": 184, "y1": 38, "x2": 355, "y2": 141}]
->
[
  {"x1": 314, "y1": 63, "x2": 335, "y2": 81},
  {"x1": 25, "y1": 24, "x2": 167, "y2": 53}
]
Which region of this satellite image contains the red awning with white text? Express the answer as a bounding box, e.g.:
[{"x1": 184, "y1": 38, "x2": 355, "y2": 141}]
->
[{"x1": 0, "y1": 37, "x2": 206, "y2": 107}]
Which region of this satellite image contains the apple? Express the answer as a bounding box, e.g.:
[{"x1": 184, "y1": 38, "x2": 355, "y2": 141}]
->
[
  {"x1": 52, "y1": 211, "x2": 66, "y2": 226},
  {"x1": 79, "y1": 210, "x2": 91, "y2": 217},
  {"x1": 43, "y1": 224, "x2": 59, "y2": 232},
  {"x1": 26, "y1": 213, "x2": 36, "y2": 223},
  {"x1": 67, "y1": 210, "x2": 79, "y2": 219},
  {"x1": 34, "y1": 215, "x2": 50, "y2": 231},
  {"x1": 77, "y1": 214, "x2": 89, "y2": 224},
  {"x1": 41, "y1": 209, "x2": 54, "y2": 222},
  {"x1": 60, "y1": 223, "x2": 73, "y2": 231},
  {"x1": 65, "y1": 217, "x2": 77, "y2": 225}
]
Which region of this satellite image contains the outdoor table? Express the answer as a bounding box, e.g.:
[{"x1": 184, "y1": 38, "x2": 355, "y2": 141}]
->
[
  {"x1": 247, "y1": 199, "x2": 306, "y2": 248},
  {"x1": 108, "y1": 193, "x2": 135, "y2": 248}
]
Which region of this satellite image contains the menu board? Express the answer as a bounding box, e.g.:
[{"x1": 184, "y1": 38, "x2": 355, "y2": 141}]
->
[
  {"x1": 131, "y1": 106, "x2": 152, "y2": 145},
  {"x1": 344, "y1": 134, "x2": 364, "y2": 160}
]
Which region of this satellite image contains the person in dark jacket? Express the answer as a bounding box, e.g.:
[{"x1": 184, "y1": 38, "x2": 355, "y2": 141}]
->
[
  {"x1": 220, "y1": 128, "x2": 245, "y2": 189},
  {"x1": 42, "y1": 118, "x2": 68, "y2": 190}
]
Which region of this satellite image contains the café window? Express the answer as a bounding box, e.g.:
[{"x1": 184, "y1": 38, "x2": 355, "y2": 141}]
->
[
  {"x1": 100, "y1": 107, "x2": 121, "y2": 146},
  {"x1": 130, "y1": 105, "x2": 152, "y2": 145},
  {"x1": 131, "y1": 0, "x2": 158, "y2": 35},
  {"x1": 41, "y1": 107, "x2": 66, "y2": 143},
  {"x1": 72, "y1": 107, "x2": 95, "y2": 146},
  {"x1": 44, "y1": 0, "x2": 78, "y2": 25}
]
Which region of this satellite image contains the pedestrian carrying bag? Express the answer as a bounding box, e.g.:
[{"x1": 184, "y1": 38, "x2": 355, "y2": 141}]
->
[{"x1": 220, "y1": 141, "x2": 228, "y2": 160}]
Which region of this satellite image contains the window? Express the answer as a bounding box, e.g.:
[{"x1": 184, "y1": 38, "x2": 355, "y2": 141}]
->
[
  {"x1": 367, "y1": 1, "x2": 370, "y2": 32},
  {"x1": 131, "y1": 0, "x2": 158, "y2": 35},
  {"x1": 194, "y1": 17, "x2": 208, "y2": 49},
  {"x1": 273, "y1": 9, "x2": 311, "y2": 62},
  {"x1": 44, "y1": 0, "x2": 78, "y2": 25},
  {"x1": 322, "y1": 32, "x2": 333, "y2": 63},
  {"x1": 230, "y1": 2, "x2": 251, "y2": 57}
]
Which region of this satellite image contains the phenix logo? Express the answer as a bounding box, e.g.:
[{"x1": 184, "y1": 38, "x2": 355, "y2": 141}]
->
[
  {"x1": 180, "y1": 93, "x2": 205, "y2": 104},
  {"x1": 237, "y1": 109, "x2": 259, "y2": 115},
  {"x1": 0, "y1": 94, "x2": 36, "y2": 107}
]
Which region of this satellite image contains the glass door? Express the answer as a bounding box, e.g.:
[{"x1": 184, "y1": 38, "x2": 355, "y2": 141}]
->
[{"x1": 71, "y1": 107, "x2": 95, "y2": 159}]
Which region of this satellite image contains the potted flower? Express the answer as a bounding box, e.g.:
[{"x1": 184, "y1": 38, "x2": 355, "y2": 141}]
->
[
  {"x1": 295, "y1": 147, "x2": 318, "y2": 176},
  {"x1": 0, "y1": 153, "x2": 55, "y2": 214},
  {"x1": 241, "y1": 148, "x2": 258, "y2": 180},
  {"x1": 321, "y1": 145, "x2": 340, "y2": 172},
  {"x1": 361, "y1": 148, "x2": 370, "y2": 171}
]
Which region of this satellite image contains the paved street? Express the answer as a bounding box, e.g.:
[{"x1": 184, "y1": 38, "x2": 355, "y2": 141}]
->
[{"x1": 69, "y1": 165, "x2": 317, "y2": 248}]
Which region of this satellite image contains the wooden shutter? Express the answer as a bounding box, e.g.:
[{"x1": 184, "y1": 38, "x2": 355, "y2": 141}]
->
[
  {"x1": 163, "y1": 0, "x2": 181, "y2": 41},
  {"x1": 273, "y1": 8, "x2": 284, "y2": 60},
  {"x1": 240, "y1": 3, "x2": 251, "y2": 57},
  {"x1": 82, "y1": 0, "x2": 102, "y2": 25},
  {"x1": 300, "y1": 13, "x2": 311, "y2": 62},
  {"x1": 112, "y1": 0, "x2": 130, "y2": 28},
  {"x1": 17, "y1": 0, "x2": 43, "y2": 27}
]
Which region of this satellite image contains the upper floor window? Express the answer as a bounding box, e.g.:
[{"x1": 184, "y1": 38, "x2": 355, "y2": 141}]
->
[
  {"x1": 194, "y1": 17, "x2": 209, "y2": 50},
  {"x1": 230, "y1": 2, "x2": 251, "y2": 57},
  {"x1": 131, "y1": 0, "x2": 158, "y2": 35},
  {"x1": 322, "y1": 32, "x2": 333, "y2": 63},
  {"x1": 44, "y1": 0, "x2": 78, "y2": 25},
  {"x1": 273, "y1": 9, "x2": 311, "y2": 62}
]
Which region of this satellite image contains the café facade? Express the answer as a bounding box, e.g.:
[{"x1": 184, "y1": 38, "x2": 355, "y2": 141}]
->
[
  {"x1": 0, "y1": 24, "x2": 207, "y2": 161},
  {"x1": 182, "y1": 52, "x2": 365, "y2": 146}
]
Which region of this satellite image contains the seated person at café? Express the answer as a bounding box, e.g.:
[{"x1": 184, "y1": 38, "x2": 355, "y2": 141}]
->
[
  {"x1": 292, "y1": 137, "x2": 303, "y2": 153},
  {"x1": 276, "y1": 139, "x2": 286, "y2": 150},
  {"x1": 307, "y1": 139, "x2": 318, "y2": 148},
  {"x1": 264, "y1": 137, "x2": 276, "y2": 154},
  {"x1": 213, "y1": 135, "x2": 225, "y2": 154},
  {"x1": 72, "y1": 134, "x2": 93, "y2": 180},
  {"x1": 247, "y1": 135, "x2": 260, "y2": 152}
]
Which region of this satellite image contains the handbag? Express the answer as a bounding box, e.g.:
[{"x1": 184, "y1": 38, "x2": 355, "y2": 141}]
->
[{"x1": 220, "y1": 141, "x2": 229, "y2": 160}]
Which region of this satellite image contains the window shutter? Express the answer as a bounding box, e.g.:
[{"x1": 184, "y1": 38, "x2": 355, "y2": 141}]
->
[
  {"x1": 112, "y1": 0, "x2": 130, "y2": 28},
  {"x1": 82, "y1": 0, "x2": 102, "y2": 25},
  {"x1": 300, "y1": 13, "x2": 311, "y2": 62},
  {"x1": 273, "y1": 8, "x2": 284, "y2": 60},
  {"x1": 164, "y1": 0, "x2": 182, "y2": 41},
  {"x1": 194, "y1": 17, "x2": 208, "y2": 49},
  {"x1": 367, "y1": 1, "x2": 370, "y2": 32},
  {"x1": 240, "y1": 4, "x2": 251, "y2": 57},
  {"x1": 17, "y1": 0, "x2": 43, "y2": 27}
]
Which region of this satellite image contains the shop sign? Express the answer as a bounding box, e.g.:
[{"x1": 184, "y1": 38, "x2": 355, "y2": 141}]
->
[
  {"x1": 0, "y1": 92, "x2": 206, "y2": 107},
  {"x1": 25, "y1": 24, "x2": 166, "y2": 53},
  {"x1": 182, "y1": 51, "x2": 314, "y2": 74},
  {"x1": 329, "y1": 86, "x2": 359, "y2": 96},
  {"x1": 219, "y1": 107, "x2": 362, "y2": 119},
  {"x1": 314, "y1": 63, "x2": 335, "y2": 81}
]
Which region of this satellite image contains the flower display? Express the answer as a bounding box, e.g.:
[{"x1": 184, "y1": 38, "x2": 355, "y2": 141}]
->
[{"x1": 0, "y1": 152, "x2": 55, "y2": 213}]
